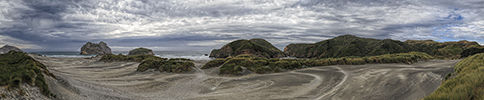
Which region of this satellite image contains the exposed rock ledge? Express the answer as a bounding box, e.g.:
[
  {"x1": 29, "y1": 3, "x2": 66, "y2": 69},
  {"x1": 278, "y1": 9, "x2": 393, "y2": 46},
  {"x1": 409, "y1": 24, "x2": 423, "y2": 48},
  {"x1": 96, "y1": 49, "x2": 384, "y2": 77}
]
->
[{"x1": 80, "y1": 41, "x2": 112, "y2": 55}]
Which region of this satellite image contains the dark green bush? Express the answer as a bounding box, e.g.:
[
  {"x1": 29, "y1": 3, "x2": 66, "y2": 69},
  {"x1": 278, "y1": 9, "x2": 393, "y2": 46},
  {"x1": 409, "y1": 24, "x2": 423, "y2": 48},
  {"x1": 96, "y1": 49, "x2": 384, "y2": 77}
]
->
[
  {"x1": 201, "y1": 59, "x2": 226, "y2": 69},
  {"x1": 100, "y1": 54, "x2": 195, "y2": 73},
  {"x1": 203, "y1": 51, "x2": 434, "y2": 76},
  {"x1": 137, "y1": 58, "x2": 194, "y2": 73}
]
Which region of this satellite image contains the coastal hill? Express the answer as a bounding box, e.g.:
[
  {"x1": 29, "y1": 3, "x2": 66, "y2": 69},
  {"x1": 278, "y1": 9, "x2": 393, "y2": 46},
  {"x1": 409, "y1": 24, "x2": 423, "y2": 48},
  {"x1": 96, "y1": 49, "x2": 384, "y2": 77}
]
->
[
  {"x1": 210, "y1": 38, "x2": 285, "y2": 58},
  {"x1": 80, "y1": 41, "x2": 112, "y2": 55},
  {"x1": 284, "y1": 35, "x2": 483, "y2": 59},
  {"x1": 128, "y1": 48, "x2": 155, "y2": 55},
  {"x1": 0, "y1": 51, "x2": 56, "y2": 99},
  {"x1": 0, "y1": 45, "x2": 23, "y2": 54},
  {"x1": 404, "y1": 40, "x2": 483, "y2": 58}
]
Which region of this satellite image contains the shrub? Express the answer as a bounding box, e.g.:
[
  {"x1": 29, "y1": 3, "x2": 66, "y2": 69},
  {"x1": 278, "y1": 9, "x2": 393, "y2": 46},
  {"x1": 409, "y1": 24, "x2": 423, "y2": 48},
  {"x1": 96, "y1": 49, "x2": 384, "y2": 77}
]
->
[
  {"x1": 203, "y1": 51, "x2": 435, "y2": 76},
  {"x1": 201, "y1": 59, "x2": 226, "y2": 69},
  {"x1": 99, "y1": 54, "x2": 194, "y2": 73},
  {"x1": 137, "y1": 58, "x2": 194, "y2": 73}
]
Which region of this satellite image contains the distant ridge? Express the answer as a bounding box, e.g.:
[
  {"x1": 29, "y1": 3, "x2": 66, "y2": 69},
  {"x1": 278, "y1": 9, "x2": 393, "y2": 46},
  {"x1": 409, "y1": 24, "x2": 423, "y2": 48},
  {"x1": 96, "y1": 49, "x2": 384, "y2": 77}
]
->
[
  {"x1": 0, "y1": 45, "x2": 23, "y2": 54},
  {"x1": 284, "y1": 35, "x2": 483, "y2": 59}
]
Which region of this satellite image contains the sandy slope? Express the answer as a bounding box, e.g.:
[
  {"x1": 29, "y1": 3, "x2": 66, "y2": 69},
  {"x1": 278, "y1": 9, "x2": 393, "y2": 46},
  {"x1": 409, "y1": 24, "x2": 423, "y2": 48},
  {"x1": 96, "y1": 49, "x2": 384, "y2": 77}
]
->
[{"x1": 31, "y1": 55, "x2": 458, "y2": 100}]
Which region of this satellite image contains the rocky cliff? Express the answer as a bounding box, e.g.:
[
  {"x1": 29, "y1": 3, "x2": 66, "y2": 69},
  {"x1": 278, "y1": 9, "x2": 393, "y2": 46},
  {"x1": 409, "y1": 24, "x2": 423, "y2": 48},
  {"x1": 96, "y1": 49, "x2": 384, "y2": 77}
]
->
[
  {"x1": 80, "y1": 41, "x2": 112, "y2": 55},
  {"x1": 210, "y1": 38, "x2": 285, "y2": 58},
  {"x1": 128, "y1": 48, "x2": 155, "y2": 55},
  {"x1": 284, "y1": 35, "x2": 483, "y2": 58},
  {"x1": 0, "y1": 45, "x2": 23, "y2": 54}
]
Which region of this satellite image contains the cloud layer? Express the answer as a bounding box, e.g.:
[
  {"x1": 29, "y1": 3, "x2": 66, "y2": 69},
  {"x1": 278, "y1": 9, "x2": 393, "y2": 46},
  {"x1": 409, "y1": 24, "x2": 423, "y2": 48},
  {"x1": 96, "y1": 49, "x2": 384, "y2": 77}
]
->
[{"x1": 1, "y1": 0, "x2": 483, "y2": 51}]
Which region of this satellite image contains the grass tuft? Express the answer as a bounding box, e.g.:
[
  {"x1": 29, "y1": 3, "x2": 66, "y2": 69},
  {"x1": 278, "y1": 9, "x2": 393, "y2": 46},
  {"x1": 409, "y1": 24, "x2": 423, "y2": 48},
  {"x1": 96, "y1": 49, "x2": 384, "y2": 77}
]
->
[{"x1": 0, "y1": 51, "x2": 55, "y2": 97}]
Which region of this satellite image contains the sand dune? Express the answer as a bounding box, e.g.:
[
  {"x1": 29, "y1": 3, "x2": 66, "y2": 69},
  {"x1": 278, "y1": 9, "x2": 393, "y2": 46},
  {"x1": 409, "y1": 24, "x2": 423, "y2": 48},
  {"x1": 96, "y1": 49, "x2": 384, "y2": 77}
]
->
[{"x1": 31, "y1": 55, "x2": 457, "y2": 100}]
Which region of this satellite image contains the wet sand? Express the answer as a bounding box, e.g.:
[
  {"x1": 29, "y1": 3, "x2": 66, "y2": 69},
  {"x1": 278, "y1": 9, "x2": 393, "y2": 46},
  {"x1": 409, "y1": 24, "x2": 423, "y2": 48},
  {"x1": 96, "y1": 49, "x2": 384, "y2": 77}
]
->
[{"x1": 31, "y1": 55, "x2": 458, "y2": 100}]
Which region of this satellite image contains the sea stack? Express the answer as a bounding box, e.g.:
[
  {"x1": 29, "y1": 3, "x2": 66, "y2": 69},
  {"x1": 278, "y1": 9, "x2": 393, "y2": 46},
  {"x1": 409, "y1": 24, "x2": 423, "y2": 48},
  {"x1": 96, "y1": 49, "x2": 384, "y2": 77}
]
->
[
  {"x1": 128, "y1": 48, "x2": 155, "y2": 55},
  {"x1": 0, "y1": 45, "x2": 23, "y2": 54},
  {"x1": 80, "y1": 41, "x2": 112, "y2": 55},
  {"x1": 210, "y1": 38, "x2": 285, "y2": 58}
]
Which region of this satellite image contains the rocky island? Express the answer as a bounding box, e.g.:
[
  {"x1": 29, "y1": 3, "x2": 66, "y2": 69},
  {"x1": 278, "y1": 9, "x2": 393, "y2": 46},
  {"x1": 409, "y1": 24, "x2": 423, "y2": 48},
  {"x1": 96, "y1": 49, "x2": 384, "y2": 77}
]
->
[
  {"x1": 80, "y1": 41, "x2": 112, "y2": 55},
  {"x1": 209, "y1": 38, "x2": 285, "y2": 58}
]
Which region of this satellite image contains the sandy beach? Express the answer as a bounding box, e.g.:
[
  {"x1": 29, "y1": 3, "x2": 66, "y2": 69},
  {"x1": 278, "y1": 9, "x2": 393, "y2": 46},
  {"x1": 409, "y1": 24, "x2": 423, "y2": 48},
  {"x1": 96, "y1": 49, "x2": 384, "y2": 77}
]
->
[{"x1": 30, "y1": 55, "x2": 458, "y2": 100}]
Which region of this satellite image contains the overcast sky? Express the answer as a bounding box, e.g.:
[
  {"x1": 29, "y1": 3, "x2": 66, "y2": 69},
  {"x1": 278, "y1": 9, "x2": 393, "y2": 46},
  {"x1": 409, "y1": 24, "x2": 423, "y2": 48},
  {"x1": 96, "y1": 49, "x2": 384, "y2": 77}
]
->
[{"x1": 1, "y1": 0, "x2": 483, "y2": 51}]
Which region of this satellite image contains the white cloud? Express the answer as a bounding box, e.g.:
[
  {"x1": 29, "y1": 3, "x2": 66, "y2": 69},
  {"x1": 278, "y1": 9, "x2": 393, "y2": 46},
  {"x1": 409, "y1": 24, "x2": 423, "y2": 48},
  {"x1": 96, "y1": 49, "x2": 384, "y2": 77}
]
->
[{"x1": 0, "y1": 0, "x2": 483, "y2": 50}]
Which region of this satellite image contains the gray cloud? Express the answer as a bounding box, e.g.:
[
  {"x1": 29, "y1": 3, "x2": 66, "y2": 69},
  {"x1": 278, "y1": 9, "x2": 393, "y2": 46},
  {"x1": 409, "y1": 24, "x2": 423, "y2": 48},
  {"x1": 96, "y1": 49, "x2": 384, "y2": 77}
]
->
[{"x1": 0, "y1": 0, "x2": 483, "y2": 51}]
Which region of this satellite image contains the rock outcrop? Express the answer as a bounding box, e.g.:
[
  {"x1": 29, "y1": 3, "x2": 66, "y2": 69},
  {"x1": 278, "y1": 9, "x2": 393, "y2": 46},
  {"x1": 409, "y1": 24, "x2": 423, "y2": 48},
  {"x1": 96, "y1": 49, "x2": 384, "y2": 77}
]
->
[
  {"x1": 128, "y1": 48, "x2": 155, "y2": 55},
  {"x1": 80, "y1": 41, "x2": 112, "y2": 55},
  {"x1": 284, "y1": 35, "x2": 484, "y2": 59},
  {"x1": 210, "y1": 38, "x2": 285, "y2": 58},
  {"x1": 0, "y1": 45, "x2": 23, "y2": 54}
]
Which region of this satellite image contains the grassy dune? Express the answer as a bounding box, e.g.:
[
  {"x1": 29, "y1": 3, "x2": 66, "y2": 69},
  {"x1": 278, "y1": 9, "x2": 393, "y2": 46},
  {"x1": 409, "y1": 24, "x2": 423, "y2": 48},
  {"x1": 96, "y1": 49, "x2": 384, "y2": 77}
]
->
[
  {"x1": 203, "y1": 52, "x2": 433, "y2": 76},
  {"x1": 424, "y1": 53, "x2": 484, "y2": 100},
  {"x1": 0, "y1": 51, "x2": 55, "y2": 97},
  {"x1": 99, "y1": 54, "x2": 194, "y2": 73}
]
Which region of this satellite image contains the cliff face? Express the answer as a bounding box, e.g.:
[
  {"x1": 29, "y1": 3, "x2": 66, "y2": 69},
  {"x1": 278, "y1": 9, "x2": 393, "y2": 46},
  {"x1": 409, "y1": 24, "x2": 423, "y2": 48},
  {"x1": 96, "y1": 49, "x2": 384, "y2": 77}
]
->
[
  {"x1": 210, "y1": 38, "x2": 285, "y2": 58},
  {"x1": 0, "y1": 45, "x2": 23, "y2": 54},
  {"x1": 80, "y1": 41, "x2": 112, "y2": 55},
  {"x1": 128, "y1": 48, "x2": 155, "y2": 55},
  {"x1": 284, "y1": 35, "x2": 484, "y2": 59}
]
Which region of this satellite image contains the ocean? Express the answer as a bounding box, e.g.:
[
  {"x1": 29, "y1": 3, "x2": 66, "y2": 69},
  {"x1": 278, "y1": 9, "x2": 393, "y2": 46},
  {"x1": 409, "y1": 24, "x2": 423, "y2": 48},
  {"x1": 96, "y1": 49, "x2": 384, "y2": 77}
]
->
[{"x1": 30, "y1": 51, "x2": 212, "y2": 60}]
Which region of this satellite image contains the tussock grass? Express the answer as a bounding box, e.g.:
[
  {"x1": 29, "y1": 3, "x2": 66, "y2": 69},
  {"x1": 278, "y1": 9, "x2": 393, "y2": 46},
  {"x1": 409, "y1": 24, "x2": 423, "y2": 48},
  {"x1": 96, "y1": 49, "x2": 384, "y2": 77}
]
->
[
  {"x1": 205, "y1": 52, "x2": 433, "y2": 76},
  {"x1": 0, "y1": 51, "x2": 55, "y2": 97},
  {"x1": 424, "y1": 53, "x2": 484, "y2": 100}
]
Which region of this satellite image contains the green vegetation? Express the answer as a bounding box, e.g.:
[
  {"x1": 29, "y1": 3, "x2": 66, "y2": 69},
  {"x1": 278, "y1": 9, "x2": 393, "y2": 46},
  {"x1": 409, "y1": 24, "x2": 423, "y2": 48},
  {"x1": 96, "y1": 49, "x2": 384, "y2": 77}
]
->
[
  {"x1": 99, "y1": 54, "x2": 195, "y2": 73},
  {"x1": 128, "y1": 48, "x2": 154, "y2": 55},
  {"x1": 201, "y1": 58, "x2": 226, "y2": 69},
  {"x1": 460, "y1": 47, "x2": 484, "y2": 58},
  {"x1": 100, "y1": 54, "x2": 159, "y2": 62},
  {"x1": 204, "y1": 52, "x2": 433, "y2": 76},
  {"x1": 284, "y1": 35, "x2": 414, "y2": 58},
  {"x1": 137, "y1": 58, "x2": 194, "y2": 73},
  {"x1": 0, "y1": 51, "x2": 55, "y2": 97},
  {"x1": 424, "y1": 53, "x2": 484, "y2": 100},
  {"x1": 284, "y1": 35, "x2": 483, "y2": 59},
  {"x1": 405, "y1": 40, "x2": 481, "y2": 59},
  {"x1": 210, "y1": 38, "x2": 285, "y2": 58}
]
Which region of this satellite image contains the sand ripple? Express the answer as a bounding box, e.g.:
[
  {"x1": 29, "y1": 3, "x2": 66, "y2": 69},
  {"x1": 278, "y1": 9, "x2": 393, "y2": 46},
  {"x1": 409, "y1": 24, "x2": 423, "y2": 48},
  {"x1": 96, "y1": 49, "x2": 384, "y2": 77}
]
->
[{"x1": 32, "y1": 56, "x2": 458, "y2": 100}]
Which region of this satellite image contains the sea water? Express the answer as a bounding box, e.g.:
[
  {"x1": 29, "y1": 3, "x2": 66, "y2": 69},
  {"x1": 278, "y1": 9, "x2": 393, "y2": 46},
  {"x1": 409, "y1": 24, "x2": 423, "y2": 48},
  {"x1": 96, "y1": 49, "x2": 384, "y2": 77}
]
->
[{"x1": 30, "y1": 51, "x2": 212, "y2": 60}]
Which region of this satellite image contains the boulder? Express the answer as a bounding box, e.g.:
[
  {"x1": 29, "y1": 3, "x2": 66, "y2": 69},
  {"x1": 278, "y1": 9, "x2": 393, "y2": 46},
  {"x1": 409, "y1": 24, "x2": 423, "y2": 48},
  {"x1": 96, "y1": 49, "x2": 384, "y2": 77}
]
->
[
  {"x1": 128, "y1": 48, "x2": 155, "y2": 55},
  {"x1": 80, "y1": 41, "x2": 112, "y2": 55},
  {"x1": 210, "y1": 38, "x2": 285, "y2": 58},
  {"x1": 0, "y1": 45, "x2": 23, "y2": 54}
]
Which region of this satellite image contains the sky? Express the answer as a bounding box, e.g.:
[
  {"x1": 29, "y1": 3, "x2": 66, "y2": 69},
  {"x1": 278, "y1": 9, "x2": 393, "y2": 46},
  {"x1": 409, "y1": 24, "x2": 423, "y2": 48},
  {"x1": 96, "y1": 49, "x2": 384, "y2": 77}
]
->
[{"x1": 0, "y1": 0, "x2": 483, "y2": 52}]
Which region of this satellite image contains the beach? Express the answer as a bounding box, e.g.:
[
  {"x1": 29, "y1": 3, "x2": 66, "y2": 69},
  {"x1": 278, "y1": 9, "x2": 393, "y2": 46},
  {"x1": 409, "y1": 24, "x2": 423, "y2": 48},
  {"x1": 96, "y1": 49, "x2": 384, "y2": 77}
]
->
[{"x1": 31, "y1": 55, "x2": 457, "y2": 100}]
